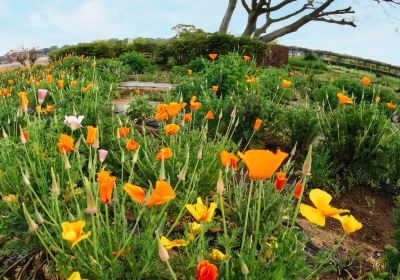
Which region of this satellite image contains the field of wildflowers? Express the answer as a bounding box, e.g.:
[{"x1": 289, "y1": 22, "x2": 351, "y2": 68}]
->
[{"x1": 0, "y1": 52, "x2": 398, "y2": 279}]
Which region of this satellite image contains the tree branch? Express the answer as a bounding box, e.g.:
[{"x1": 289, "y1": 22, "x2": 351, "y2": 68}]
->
[
  {"x1": 268, "y1": 0, "x2": 297, "y2": 12},
  {"x1": 241, "y1": 0, "x2": 251, "y2": 13},
  {"x1": 313, "y1": 17, "x2": 357, "y2": 27}
]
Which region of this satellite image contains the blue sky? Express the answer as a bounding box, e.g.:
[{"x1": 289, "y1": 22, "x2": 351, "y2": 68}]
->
[{"x1": 1, "y1": 0, "x2": 399, "y2": 65}]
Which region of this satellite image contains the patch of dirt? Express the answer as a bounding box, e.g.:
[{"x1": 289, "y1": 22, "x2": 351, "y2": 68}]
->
[{"x1": 299, "y1": 185, "x2": 396, "y2": 278}]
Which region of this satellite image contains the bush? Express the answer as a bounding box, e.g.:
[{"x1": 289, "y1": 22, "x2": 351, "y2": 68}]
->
[
  {"x1": 284, "y1": 105, "x2": 319, "y2": 153},
  {"x1": 126, "y1": 94, "x2": 156, "y2": 121},
  {"x1": 118, "y1": 51, "x2": 151, "y2": 73},
  {"x1": 319, "y1": 103, "x2": 397, "y2": 186},
  {"x1": 96, "y1": 58, "x2": 130, "y2": 81},
  {"x1": 288, "y1": 57, "x2": 328, "y2": 71},
  {"x1": 155, "y1": 32, "x2": 267, "y2": 67}
]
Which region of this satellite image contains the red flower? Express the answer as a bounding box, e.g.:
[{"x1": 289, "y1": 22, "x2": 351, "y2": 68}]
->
[
  {"x1": 197, "y1": 260, "x2": 218, "y2": 280},
  {"x1": 294, "y1": 182, "x2": 303, "y2": 198},
  {"x1": 274, "y1": 172, "x2": 286, "y2": 190}
]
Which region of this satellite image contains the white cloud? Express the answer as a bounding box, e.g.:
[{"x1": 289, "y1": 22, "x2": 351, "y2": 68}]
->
[{"x1": 26, "y1": 13, "x2": 47, "y2": 28}]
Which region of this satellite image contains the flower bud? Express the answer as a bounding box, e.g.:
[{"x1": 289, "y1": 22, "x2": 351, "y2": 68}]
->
[
  {"x1": 20, "y1": 126, "x2": 27, "y2": 144},
  {"x1": 22, "y1": 203, "x2": 38, "y2": 232},
  {"x1": 177, "y1": 149, "x2": 189, "y2": 181},
  {"x1": 132, "y1": 147, "x2": 140, "y2": 164},
  {"x1": 302, "y1": 145, "x2": 312, "y2": 176},
  {"x1": 197, "y1": 145, "x2": 203, "y2": 160},
  {"x1": 241, "y1": 260, "x2": 249, "y2": 275},
  {"x1": 2, "y1": 127, "x2": 8, "y2": 139},
  {"x1": 34, "y1": 207, "x2": 45, "y2": 224},
  {"x1": 158, "y1": 238, "x2": 169, "y2": 262},
  {"x1": 51, "y1": 167, "x2": 60, "y2": 195},
  {"x1": 22, "y1": 170, "x2": 30, "y2": 186},
  {"x1": 63, "y1": 153, "x2": 71, "y2": 169},
  {"x1": 83, "y1": 177, "x2": 98, "y2": 215},
  {"x1": 216, "y1": 170, "x2": 224, "y2": 195}
]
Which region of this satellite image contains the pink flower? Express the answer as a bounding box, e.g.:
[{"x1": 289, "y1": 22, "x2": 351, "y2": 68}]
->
[
  {"x1": 38, "y1": 89, "x2": 48, "y2": 104},
  {"x1": 64, "y1": 115, "x2": 84, "y2": 131},
  {"x1": 98, "y1": 149, "x2": 108, "y2": 163}
]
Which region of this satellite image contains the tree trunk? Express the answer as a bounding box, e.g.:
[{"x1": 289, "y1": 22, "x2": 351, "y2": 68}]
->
[
  {"x1": 219, "y1": 0, "x2": 238, "y2": 33},
  {"x1": 241, "y1": 12, "x2": 258, "y2": 36}
]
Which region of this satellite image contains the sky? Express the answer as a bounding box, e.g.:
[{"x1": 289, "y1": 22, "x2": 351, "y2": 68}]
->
[{"x1": 0, "y1": 0, "x2": 399, "y2": 65}]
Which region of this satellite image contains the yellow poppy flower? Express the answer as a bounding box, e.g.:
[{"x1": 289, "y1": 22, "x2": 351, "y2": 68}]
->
[
  {"x1": 336, "y1": 214, "x2": 363, "y2": 234},
  {"x1": 187, "y1": 222, "x2": 201, "y2": 240},
  {"x1": 211, "y1": 249, "x2": 226, "y2": 261},
  {"x1": 160, "y1": 236, "x2": 187, "y2": 249},
  {"x1": 299, "y1": 189, "x2": 349, "y2": 226},
  {"x1": 67, "y1": 272, "x2": 82, "y2": 280},
  {"x1": 61, "y1": 221, "x2": 91, "y2": 247},
  {"x1": 186, "y1": 197, "x2": 217, "y2": 222}
]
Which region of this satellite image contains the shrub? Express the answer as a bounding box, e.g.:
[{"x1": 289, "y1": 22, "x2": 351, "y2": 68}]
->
[
  {"x1": 284, "y1": 104, "x2": 319, "y2": 153},
  {"x1": 126, "y1": 94, "x2": 156, "y2": 122},
  {"x1": 119, "y1": 51, "x2": 151, "y2": 73},
  {"x1": 288, "y1": 57, "x2": 328, "y2": 71},
  {"x1": 319, "y1": 103, "x2": 397, "y2": 186}
]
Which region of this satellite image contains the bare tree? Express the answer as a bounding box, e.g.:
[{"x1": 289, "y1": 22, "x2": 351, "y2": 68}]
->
[{"x1": 219, "y1": 0, "x2": 399, "y2": 42}]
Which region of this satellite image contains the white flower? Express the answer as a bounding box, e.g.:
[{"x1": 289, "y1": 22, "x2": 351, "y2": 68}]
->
[{"x1": 64, "y1": 115, "x2": 84, "y2": 131}]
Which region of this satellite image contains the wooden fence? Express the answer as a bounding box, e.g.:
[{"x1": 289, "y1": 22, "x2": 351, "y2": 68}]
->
[{"x1": 287, "y1": 46, "x2": 400, "y2": 78}]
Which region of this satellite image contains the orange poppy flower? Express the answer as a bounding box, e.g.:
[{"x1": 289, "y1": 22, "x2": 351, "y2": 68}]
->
[
  {"x1": 197, "y1": 260, "x2": 218, "y2": 280},
  {"x1": 57, "y1": 134, "x2": 76, "y2": 154},
  {"x1": 35, "y1": 81, "x2": 40, "y2": 87},
  {"x1": 167, "y1": 102, "x2": 182, "y2": 117},
  {"x1": 220, "y1": 150, "x2": 238, "y2": 170},
  {"x1": 71, "y1": 81, "x2": 78, "y2": 87},
  {"x1": 361, "y1": 76, "x2": 371, "y2": 86},
  {"x1": 164, "y1": 123, "x2": 180, "y2": 135},
  {"x1": 208, "y1": 53, "x2": 218, "y2": 60},
  {"x1": 126, "y1": 139, "x2": 140, "y2": 151},
  {"x1": 205, "y1": 110, "x2": 214, "y2": 120},
  {"x1": 337, "y1": 92, "x2": 353, "y2": 105},
  {"x1": 118, "y1": 127, "x2": 130, "y2": 138},
  {"x1": 238, "y1": 149, "x2": 288, "y2": 180},
  {"x1": 387, "y1": 102, "x2": 396, "y2": 109},
  {"x1": 156, "y1": 147, "x2": 172, "y2": 160},
  {"x1": 46, "y1": 75, "x2": 53, "y2": 84},
  {"x1": 57, "y1": 80, "x2": 64, "y2": 89},
  {"x1": 157, "y1": 103, "x2": 168, "y2": 113},
  {"x1": 282, "y1": 79, "x2": 292, "y2": 89},
  {"x1": 8, "y1": 80, "x2": 14, "y2": 85},
  {"x1": 253, "y1": 118, "x2": 262, "y2": 131},
  {"x1": 124, "y1": 180, "x2": 176, "y2": 206},
  {"x1": 97, "y1": 171, "x2": 116, "y2": 204},
  {"x1": 212, "y1": 85, "x2": 219, "y2": 92},
  {"x1": 47, "y1": 105, "x2": 55, "y2": 112},
  {"x1": 184, "y1": 113, "x2": 192, "y2": 122},
  {"x1": 190, "y1": 96, "x2": 201, "y2": 110},
  {"x1": 155, "y1": 112, "x2": 169, "y2": 122},
  {"x1": 188, "y1": 69, "x2": 193, "y2": 75},
  {"x1": 86, "y1": 126, "x2": 97, "y2": 145},
  {"x1": 243, "y1": 55, "x2": 251, "y2": 61},
  {"x1": 82, "y1": 86, "x2": 88, "y2": 93},
  {"x1": 17, "y1": 92, "x2": 29, "y2": 111},
  {"x1": 274, "y1": 172, "x2": 286, "y2": 190}
]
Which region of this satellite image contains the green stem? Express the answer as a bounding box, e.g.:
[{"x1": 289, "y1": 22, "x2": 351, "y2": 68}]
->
[
  {"x1": 306, "y1": 234, "x2": 346, "y2": 280},
  {"x1": 165, "y1": 260, "x2": 178, "y2": 280},
  {"x1": 240, "y1": 180, "x2": 254, "y2": 254}
]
